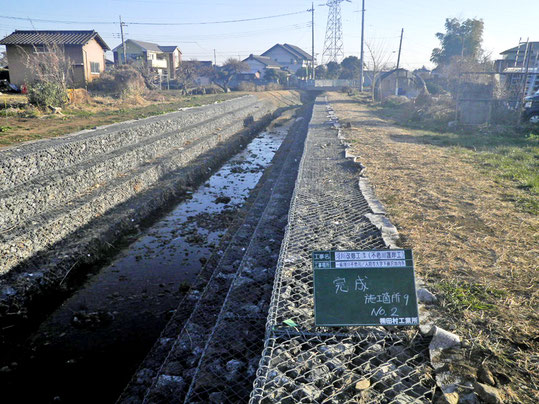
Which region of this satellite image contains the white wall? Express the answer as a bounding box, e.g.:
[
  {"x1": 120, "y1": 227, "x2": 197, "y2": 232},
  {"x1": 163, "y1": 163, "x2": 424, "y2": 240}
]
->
[{"x1": 263, "y1": 47, "x2": 305, "y2": 73}]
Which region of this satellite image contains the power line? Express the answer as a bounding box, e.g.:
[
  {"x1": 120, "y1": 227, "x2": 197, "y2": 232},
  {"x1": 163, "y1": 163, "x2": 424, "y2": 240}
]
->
[{"x1": 0, "y1": 10, "x2": 308, "y2": 26}]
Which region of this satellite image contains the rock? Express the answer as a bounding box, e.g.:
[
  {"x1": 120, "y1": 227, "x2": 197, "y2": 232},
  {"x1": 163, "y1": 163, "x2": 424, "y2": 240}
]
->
[
  {"x1": 419, "y1": 324, "x2": 434, "y2": 336},
  {"x1": 474, "y1": 382, "x2": 503, "y2": 404},
  {"x1": 1, "y1": 286, "x2": 16, "y2": 297},
  {"x1": 393, "y1": 393, "x2": 419, "y2": 403},
  {"x1": 308, "y1": 364, "x2": 331, "y2": 386},
  {"x1": 435, "y1": 392, "x2": 459, "y2": 404},
  {"x1": 429, "y1": 326, "x2": 461, "y2": 351},
  {"x1": 417, "y1": 288, "x2": 438, "y2": 303},
  {"x1": 460, "y1": 392, "x2": 479, "y2": 404},
  {"x1": 241, "y1": 304, "x2": 261, "y2": 316},
  {"x1": 478, "y1": 364, "x2": 496, "y2": 386},
  {"x1": 215, "y1": 196, "x2": 231, "y2": 204},
  {"x1": 155, "y1": 374, "x2": 184, "y2": 389},
  {"x1": 135, "y1": 368, "x2": 154, "y2": 385},
  {"x1": 0, "y1": 365, "x2": 11, "y2": 373},
  {"x1": 372, "y1": 364, "x2": 397, "y2": 382},
  {"x1": 318, "y1": 343, "x2": 354, "y2": 359},
  {"x1": 355, "y1": 379, "x2": 370, "y2": 390},
  {"x1": 295, "y1": 384, "x2": 322, "y2": 401},
  {"x1": 209, "y1": 392, "x2": 224, "y2": 403},
  {"x1": 226, "y1": 359, "x2": 244, "y2": 373}
]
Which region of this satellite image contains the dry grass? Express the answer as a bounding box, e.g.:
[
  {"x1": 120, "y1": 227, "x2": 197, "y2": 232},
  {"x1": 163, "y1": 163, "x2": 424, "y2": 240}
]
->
[
  {"x1": 327, "y1": 91, "x2": 538, "y2": 403},
  {"x1": 0, "y1": 90, "x2": 302, "y2": 149}
]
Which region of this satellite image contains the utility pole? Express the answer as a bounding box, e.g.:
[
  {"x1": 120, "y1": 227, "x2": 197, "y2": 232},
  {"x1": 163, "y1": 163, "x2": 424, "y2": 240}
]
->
[
  {"x1": 359, "y1": 0, "x2": 365, "y2": 91},
  {"x1": 119, "y1": 16, "x2": 127, "y2": 65},
  {"x1": 395, "y1": 28, "x2": 403, "y2": 95},
  {"x1": 213, "y1": 49, "x2": 217, "y2": 66},
  {"x1": 310, "y1": 3, "x2": 315, "y2": 80},
  {"x1": 311, "y1": 2, "x2": 316, "y2": 80}
]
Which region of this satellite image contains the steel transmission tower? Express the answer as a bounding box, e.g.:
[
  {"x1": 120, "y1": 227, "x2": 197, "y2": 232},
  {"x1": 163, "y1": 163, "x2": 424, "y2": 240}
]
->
[{"x1": 322, "y1": 0, "x2": 349, "y2": 64}]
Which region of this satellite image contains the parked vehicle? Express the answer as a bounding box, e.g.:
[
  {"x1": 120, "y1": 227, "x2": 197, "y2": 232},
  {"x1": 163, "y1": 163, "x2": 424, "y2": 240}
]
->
[{"x1": 522, "y1": 91, "x2": 539, "y2": 123}]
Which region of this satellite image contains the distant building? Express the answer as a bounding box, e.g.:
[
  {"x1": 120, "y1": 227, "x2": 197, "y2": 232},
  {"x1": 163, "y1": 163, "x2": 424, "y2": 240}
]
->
[
  {"x1": 413, "y1": 67, "x2": 432, "y2": 80},
  {"x1": 495, "y1": 42, "x2": 539, "y2": 97},
  {"x1": 374, "y1": 68, "x2": 426, "y2": 100},
  {"x1": 181, "y1": 60, "x2": 214, "y2": 86},
  {"x1": 112, "y1": 39, "x2": 182, "y2": 79},
  {"x1": 242, "y1": 54, "x2": 283, "y2": 78},
  {"x1": 0, "y1": 30, "x2": 110, "y2": 87},
  {"x1": 261, "y1": 43, "x2": 312, "y2": 75}
]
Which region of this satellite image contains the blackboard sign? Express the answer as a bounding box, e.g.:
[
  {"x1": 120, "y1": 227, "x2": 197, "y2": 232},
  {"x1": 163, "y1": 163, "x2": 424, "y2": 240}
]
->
[{"x1": 313, "y1": 249, "x2": 419, "y2": 326}]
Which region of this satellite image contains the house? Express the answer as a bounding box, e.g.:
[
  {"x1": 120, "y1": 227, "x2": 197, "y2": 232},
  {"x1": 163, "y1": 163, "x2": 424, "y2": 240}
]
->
[
  {"x1": 229, "y1": 72, "x2": 261, "y2": 89},
  {"x1": 180, "y1": 60, "x2": 214, "y2": 86},
  {"x1": 374, "y1": 68, "x2": 426, "y2": 100},
  {"x1": 0, "y1": 30, "x2": 109, "y2": 87},
  {"x1": 495, "y1": 42, "x2": 539, "y2": 72},
  {"x1": 495, "y1": 42, "x2": 539, "y2": 97},
  {"x1": 242, "y1": 54, "x2": 283, "y2": 79},
  {"x1": 261, "y1": 43, "x2": 312, "y2": 75},
  {"x1": 112, "y1": 39, "x2": 182, "y2": 79}
]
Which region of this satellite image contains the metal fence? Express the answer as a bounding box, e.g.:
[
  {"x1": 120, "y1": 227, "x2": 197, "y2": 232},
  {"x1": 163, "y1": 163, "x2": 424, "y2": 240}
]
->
[{"x1": 300, "y1": 80, "x2": 362, "y2": 89}]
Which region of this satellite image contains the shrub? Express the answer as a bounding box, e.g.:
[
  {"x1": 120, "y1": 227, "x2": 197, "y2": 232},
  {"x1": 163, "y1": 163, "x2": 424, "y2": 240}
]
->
[
  {"x1": 27, "y1": 81, "x2": 68, "y2": 108},
  {"x1": 382, "y1": 95, "x2": 410, "y2": 107},
  {"x1": 87, "y1": 65, "x2": 146, "y2": 97},
  {"x1": 237, "y1": 81, "x2": 256, "y2": 91},
  {"x1": 425, "y1": 80, "x2": 446, "y2": 95},
  {"x1": 265, "y1": 82, "x2": 283, "y2": 91}
]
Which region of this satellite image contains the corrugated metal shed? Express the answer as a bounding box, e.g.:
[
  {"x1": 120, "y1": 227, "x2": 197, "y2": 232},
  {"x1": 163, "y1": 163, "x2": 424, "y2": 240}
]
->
[{"x1": 0, "y1": 30, "x2": 110, "y2": 50}]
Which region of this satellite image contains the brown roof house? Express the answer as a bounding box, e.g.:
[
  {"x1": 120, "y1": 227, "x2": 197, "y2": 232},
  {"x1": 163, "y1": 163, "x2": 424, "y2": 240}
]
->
[
  {"x1": 112, "y1": 39, "x2": 181, "y2": 79},
  {"x1": 0, "y1": 30, "x2": 110, "y2": 87}
]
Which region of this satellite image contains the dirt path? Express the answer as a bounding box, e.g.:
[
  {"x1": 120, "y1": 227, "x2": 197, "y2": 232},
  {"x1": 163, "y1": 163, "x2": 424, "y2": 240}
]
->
[{"x1": 327, "y1": 92, "x2": 538, "y2": 403}]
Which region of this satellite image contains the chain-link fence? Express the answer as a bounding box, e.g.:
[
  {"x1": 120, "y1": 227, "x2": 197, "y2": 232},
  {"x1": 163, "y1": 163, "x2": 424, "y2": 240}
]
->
[
  {"x1": 249, "y1": 97, "x2": 435, "y2": 403},
  {"x1": 124, "y1": 98, "x2": 436, "y2": 403}
]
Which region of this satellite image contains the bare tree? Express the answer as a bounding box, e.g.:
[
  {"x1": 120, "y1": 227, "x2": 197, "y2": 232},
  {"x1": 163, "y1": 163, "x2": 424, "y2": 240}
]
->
[
  {"x1": 214, "y1": 58, "x2": 249, "y2": 92},
  {"x1": 21, "y1": 41, "x2": 73, "y2": 89},
  {"x1": 0, "y1": 51, "x2": 7, "y2": 67},
  {"x1": 18, "y1": 39, "x2": 74, "y2": 107},
  {"x1": 365, "y1": 40, "x2": 393, "y2": 101}
]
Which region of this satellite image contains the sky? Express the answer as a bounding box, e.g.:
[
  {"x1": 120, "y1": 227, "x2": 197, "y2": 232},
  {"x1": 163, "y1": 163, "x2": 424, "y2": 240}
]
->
[{"x1": 1, "y1": 0, "x2": 538, "y2": 69}]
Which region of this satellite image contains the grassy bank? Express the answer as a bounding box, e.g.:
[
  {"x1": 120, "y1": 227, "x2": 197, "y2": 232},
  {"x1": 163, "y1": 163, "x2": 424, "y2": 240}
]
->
[
  {"x1": 0, "y1": 91, "x2": 246, "y2": 148},
  {"x1": 328, "y1": 91, "x2": 538, "y2": 403},
  {"x1": 372, "y1": 96, "x2": 539, "y2": 215}
]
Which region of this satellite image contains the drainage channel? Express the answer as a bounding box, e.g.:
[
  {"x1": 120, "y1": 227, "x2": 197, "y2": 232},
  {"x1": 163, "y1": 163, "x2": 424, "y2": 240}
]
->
[{"x1": 1, "y1": 111, "x2": 299, "y2": 404}]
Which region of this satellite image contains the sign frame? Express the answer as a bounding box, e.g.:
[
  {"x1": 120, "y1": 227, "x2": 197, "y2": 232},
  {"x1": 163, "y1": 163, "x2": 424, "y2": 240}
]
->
[{"x1": 313, "y1": 249, "x2": 420, "y2": 327}]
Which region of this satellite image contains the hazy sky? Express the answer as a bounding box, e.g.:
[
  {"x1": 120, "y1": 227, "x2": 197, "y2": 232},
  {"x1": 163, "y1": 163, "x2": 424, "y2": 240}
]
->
[{"x1": 1, "y1": 0, "x2": 537, "y2": 69}]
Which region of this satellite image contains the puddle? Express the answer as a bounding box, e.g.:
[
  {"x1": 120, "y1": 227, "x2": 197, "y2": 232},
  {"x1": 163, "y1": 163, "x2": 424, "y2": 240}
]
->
[{"x1": 4, "y1": 122, "x2": 291, "y2": 403}]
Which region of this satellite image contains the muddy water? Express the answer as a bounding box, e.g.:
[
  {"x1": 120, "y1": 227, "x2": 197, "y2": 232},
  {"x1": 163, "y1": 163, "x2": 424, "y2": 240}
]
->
[{"x1": 4, "y1": 122, "x2": 291, "y2": 403}]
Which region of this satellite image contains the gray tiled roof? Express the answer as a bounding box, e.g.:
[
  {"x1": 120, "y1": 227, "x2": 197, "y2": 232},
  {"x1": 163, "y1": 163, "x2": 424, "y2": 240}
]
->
[
  {"x1": 500, "y1": 41, "x2": 539, "y2": 55},
  {"x1": 243, "y1": 55, "x2": 282, "y2": 68},
  {"x1": 127, "y1": 39, "x2": 162, "y2": 52},
  {"x1": 283, "y1": 43, "x2": 311, "y2": 60},
  {"x1": 158, "y1": 45, "x2": 181, "y2": 53},
  {"x1": 112, "y1": 40, "x2": 180, "y2": 54},
  {"x1": 261, "y1": 43, "x2": 311, "y2": 61},
  {"x1": 0, "y1": 30, "x2": 110, "y2": 50}
]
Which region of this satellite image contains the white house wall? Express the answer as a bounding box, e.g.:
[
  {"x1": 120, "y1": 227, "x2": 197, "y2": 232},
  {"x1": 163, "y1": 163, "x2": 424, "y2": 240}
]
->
[
  {"x1": 263, "y1": 47, "x2": 305, "y2": 74},
  {"x1": 244, "y1": 59, "x2": 267, "y2": 75}
]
